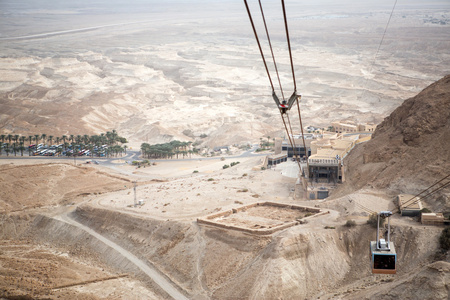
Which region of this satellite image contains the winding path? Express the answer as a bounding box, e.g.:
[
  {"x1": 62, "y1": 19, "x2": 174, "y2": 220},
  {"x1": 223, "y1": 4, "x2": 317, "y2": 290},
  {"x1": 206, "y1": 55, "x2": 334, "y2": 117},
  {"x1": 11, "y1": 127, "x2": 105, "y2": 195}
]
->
[{"x1": 54, "y1": 212, "x2": 188, "y2": 300}]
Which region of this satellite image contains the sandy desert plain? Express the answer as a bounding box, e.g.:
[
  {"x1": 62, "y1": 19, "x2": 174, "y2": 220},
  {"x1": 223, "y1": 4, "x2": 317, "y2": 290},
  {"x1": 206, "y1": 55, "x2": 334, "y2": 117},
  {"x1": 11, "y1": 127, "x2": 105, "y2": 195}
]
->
[{"x1": 1, "y1": 0, "x2": 450, "y2": 299}]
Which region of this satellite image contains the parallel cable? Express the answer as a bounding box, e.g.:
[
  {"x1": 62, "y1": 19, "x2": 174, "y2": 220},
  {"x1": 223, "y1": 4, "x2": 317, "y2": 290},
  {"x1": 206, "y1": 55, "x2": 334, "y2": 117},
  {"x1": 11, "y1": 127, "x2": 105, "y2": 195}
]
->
[
  {"x1": 392, "y1": 174, "x2": 450, "y2": 214},
  {"x1": 281, "y1": 114, "x2": 297, "y2": 161},
  {"x1": 354, "y1": 201, "x2": 377, "y2": 215},
  {"x1": 286, "y1": 113, "x2": 302, "y2": 168},
  {"x1": 401, "y1": 181, "x2": 450, "y2": 211},
  {"x1": 401, "y1": 174, "x2": 450, "y2": 209},
  {"x1": 245, "y1": 0, "x2": 309, "y2": 198},
  {"x1": 243, "y1": 0, "x2": 275, "y2": 91},
  {"x1": 398, "y1": 174, "x2": 450, "y2": 209},
  {"x1": 258, "y1": 0, "x2": 285, "y2": 100},
  {"x1": 295, "y1": 98, "x2": 310, "y2": 185},
  {"x1": 282, "y1": 0, "x2": 309, "y2": 194},
  {"x1": 281, "y1": 0, "x2": 297, "y2": 90},
  {"x1": 361, "y1": 0, "x2": 397, "y2": 100}
]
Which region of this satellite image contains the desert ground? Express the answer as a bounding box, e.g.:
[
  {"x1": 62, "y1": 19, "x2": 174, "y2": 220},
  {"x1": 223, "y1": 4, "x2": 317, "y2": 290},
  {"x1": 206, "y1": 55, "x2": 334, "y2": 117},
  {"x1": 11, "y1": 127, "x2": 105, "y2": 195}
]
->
[
  {"x1": 1, "y1": 147, "x2": 448, "y2": 299},
  {"x1": 1, "y1": 0, "x2": 449, "y2": 299}
]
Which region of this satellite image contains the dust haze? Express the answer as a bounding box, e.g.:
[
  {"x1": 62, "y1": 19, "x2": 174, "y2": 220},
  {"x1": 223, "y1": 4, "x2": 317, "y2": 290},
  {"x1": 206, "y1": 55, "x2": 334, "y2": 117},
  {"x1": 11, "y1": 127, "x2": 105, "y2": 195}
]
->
[{"x1": 1, "y1": 0, "x2": 449, "y2": 146}]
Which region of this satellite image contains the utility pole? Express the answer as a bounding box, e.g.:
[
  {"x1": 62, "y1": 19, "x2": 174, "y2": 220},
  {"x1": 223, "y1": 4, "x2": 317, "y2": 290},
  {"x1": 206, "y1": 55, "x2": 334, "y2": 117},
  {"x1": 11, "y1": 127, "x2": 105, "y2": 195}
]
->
[{"x1": 133, "y1": 181, "x2": 137, "y2": 207}]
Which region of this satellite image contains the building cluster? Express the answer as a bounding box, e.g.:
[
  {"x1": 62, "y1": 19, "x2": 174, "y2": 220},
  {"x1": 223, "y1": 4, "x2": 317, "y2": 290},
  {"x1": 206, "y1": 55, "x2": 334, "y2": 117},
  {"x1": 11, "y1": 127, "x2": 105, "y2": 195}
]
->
[
  {"x1": 397, "y1": 194, "x2": 449, "y2": 225},
  {"x1": 331, "y1": 120, "x2": 377, "y2": 134},
  {"x1": 268, "y1": 127, "x2": 373, "y2": 199}
]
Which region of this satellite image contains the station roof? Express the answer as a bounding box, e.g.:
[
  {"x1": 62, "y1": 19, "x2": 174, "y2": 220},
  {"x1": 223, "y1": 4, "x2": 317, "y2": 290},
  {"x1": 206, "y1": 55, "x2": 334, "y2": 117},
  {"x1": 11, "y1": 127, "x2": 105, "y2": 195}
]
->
[{"x1": 398, "y1": 194, "x2": 422, "y2": 210}]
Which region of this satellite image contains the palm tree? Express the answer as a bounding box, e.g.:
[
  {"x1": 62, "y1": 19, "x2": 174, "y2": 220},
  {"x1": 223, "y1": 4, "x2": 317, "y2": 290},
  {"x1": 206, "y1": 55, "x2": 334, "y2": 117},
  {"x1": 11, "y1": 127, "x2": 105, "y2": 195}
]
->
[
  {"x1": 28, "y1": 135, "x2": 33, "y2": 146},
  {"x1": 111, "y1": 129, "x2": 118, "y2": 145},
  {"x1": 12, "y1": 142, "x2": 17, "y2": 156},
  {"x1": 5, "y1": 143, "x2": 10, "y2": 156},
  {"x1": 61, "y1": 135, "x2": 67, "y2": 152},
  {"x1": 100, "y1": 133, "x2": 107, "y2": 145},
  {"x1": 19, "y1": 143, "x2": 25, "y2": 156},
  {"x1": 19, "y1": 136, "x2": 26, "y2": 155},
  {"x1": 7, "y1": 134, "x2": 13, "y2": 144},
  {"x1": 48, "y1": 135, "x2": 53, "y2": 146},
  {"x1": 34, "y1": 134, "x2": 40, "y2": 146},
  {"x1": 0, "y1": 134, "x2": 5, "y2": 144},
  {"x1": 41, "y1": 134, "x2": 47, "y2": 146}
]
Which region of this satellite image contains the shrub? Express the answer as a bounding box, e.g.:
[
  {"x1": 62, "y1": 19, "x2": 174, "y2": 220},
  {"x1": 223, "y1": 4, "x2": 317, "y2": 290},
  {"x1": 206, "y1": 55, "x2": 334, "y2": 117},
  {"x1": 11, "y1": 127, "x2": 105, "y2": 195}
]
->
[
  {"x1": 261, "y1": 167, "x2": 266, "y2": 170},
  {"x1": 223, "y1": 164, "x2": 230, "y2": 169},
  {"x1": 207, "y1": 178, "x2": 214, "y2": 181},
  {"x1": 367, "y1": 213, "x2": 385, "y2": 228},
  {"x1": 421, "y1": 208, "x2": 432, "y2": 213},
  {"x1": 439, "y1": 227, "x2": 450, "y2": 251},
  {"x1": 325, "y1": 226, "x2": 335, "y2": 229},
  {"x1": 345, "y1": 220, "x2": 357, "y2": 227},
  {"x1": 242, "y1": 173, "x2": 248, "y2": 177},
  {"x1": 238, "y1": 188, "x2": 248, "y2": 193},
  {"x1": 193, "y1": 170, "x2": 199, "y2": 173}
]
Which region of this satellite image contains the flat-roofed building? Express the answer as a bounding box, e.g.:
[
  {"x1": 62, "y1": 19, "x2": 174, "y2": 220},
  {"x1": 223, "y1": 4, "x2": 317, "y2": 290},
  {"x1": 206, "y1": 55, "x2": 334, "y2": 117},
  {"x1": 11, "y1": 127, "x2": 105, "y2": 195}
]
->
[
  {"x1": 308, "y1": 136, "x2": 356, "y2": 184},
  {"x1": 397, "y1": 194, "x2": 422, "y2": 217},
  {"x1": 267, "y1": 152, "x2": 288, "y2": 166},
  {"x1": 421, "y1": 213, "x2": 446, "y2": 225},
  {"x1": 281, "y1": 137, "x2": 313, "y2": 158},
  {"x1": 332, "y1": 120, "x2": 378, "y2": 133}
]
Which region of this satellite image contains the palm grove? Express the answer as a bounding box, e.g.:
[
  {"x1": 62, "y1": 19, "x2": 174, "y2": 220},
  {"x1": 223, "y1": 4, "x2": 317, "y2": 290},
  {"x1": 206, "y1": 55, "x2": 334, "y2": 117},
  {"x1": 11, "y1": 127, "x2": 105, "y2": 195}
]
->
[
  {"x1": 140, "y1": 141, "x2": 197, "y2": 159},
  {"x1": 0, "y1": 130, "x2": 128, "y2": 157}
]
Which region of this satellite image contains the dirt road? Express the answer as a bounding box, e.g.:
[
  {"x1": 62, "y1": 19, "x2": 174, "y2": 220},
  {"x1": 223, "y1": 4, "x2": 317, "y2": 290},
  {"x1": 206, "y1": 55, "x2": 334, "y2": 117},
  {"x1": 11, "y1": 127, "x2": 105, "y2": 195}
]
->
[{"x1": 55, "y1": 212, "x2": 189, "y2": 300}]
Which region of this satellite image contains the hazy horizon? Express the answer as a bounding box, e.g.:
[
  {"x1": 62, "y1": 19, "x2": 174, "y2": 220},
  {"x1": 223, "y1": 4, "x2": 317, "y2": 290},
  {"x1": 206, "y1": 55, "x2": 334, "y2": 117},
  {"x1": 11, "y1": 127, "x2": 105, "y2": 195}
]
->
[{"x1": 1, "y1": 0, "x2": 449, "y2": 145}]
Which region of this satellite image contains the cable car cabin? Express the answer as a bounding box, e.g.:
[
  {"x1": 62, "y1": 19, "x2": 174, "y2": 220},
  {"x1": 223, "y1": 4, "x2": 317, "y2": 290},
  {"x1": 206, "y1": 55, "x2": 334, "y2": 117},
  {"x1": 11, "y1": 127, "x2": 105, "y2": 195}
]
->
[{"x1": 370, "y1": 240, "x2": 396, "y2": 274}]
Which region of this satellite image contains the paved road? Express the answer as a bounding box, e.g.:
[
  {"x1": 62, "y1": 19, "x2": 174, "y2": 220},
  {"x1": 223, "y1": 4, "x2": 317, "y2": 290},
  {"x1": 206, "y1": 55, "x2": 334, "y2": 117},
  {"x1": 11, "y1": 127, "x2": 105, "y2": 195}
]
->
[
  {"x1": 55, "y1": 211, "x2": 189, "y2": 300},
  {"x1": 0, "y1": 146, "x2": 268, "y2": 166}
]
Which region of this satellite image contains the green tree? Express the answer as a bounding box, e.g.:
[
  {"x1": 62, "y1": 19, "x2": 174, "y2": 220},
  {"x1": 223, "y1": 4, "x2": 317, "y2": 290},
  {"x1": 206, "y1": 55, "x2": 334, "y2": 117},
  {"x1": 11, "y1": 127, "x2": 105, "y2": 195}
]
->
[
  {"x1": 439, "y1": 227, "x2": 450, "y2": 251},
  {"x1": 18, "y1": 143, "x2": 25, "y2": 156},
  {"x1": 34, "y1": 134, "x2": 40, "y2": 146},
  {"x1": 12, "y1": 142, "x2": 18, "y2": 156},
  {"x1": 5, "y1": 143, "x2": 10, "y2": 156}
]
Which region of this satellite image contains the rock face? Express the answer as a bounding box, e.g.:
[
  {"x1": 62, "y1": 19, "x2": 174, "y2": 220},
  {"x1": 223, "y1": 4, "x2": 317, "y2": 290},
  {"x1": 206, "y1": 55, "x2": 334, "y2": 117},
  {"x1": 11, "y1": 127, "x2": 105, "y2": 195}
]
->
[
  {"x1": 342, "y1": 75, "x2": 450, "y2": 206},
  {"x1": 374, "y1": 74, "x2": 450, "y2": 146}
]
